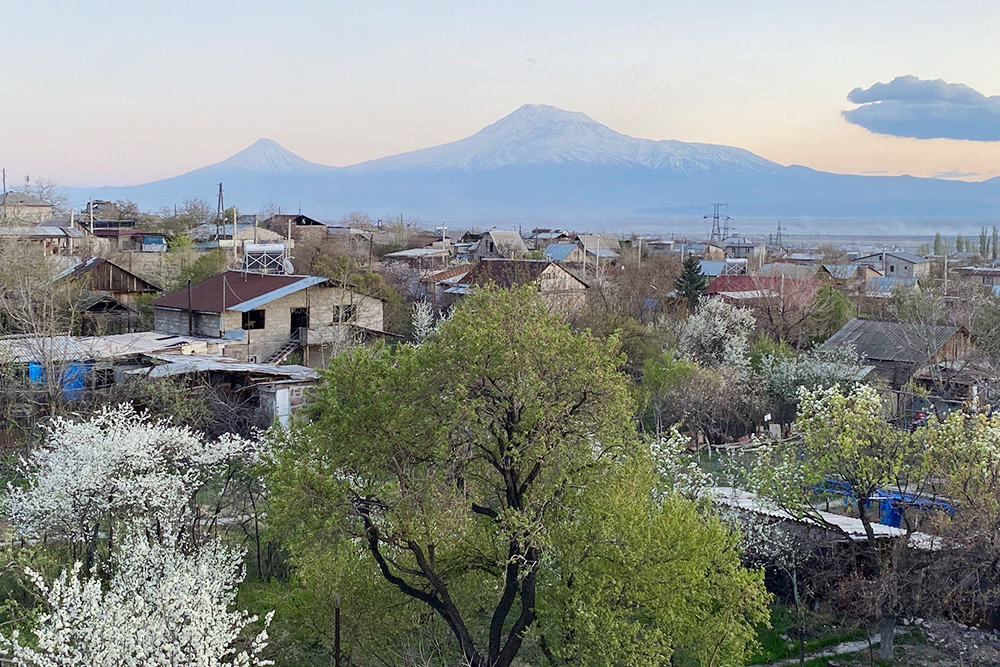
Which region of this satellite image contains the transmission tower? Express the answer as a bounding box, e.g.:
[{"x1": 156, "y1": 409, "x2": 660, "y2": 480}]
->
[{"x1": 705, "y1": 203, "x2": 732, "y2": 243}]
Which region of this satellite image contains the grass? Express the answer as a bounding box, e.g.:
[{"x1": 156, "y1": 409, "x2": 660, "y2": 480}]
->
[{"x1": 747, "y1": 605, "x2": 865, "y2": 665}]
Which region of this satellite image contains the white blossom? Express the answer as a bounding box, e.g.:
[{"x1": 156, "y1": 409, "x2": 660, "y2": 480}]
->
[
  {"x1": 7, "y1": 528, "x2": 273, "y2": 667},
  {"x1": 411, "y1": 300, "x2": 436, "y2": 344},
  {"x1": 760, "y1": 344, "x2": 865, "y2": 406},
  {"x1": 651, "y1": 426, "x2": 712, "y2": 499},
  {"x1": 678, "y1": 297, "x2": 755, "y2": 370},
  {"x1": 4, "y1": 404, "x2": 263, "y2": 542}
]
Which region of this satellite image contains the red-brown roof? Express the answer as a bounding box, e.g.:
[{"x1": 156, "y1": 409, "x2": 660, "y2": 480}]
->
[
  {"x1": 422, "y1": 264, "x2": 474, "y2": 284},
  {"x1": 153, "y1": 271, "x2": 310, "y2": 313},
  {"x1": 463, "y1": 259, "x2": 552, "y2": 288}
]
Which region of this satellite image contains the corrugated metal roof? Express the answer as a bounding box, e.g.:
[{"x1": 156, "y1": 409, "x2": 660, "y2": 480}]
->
[
  {"x1": 153, "y1": 271, "x2": 321, "y2": 313},
  {"x1": 0, "y1": 226, "x2": 83, "y2": 238},
  {"x1": 819, "y1": 318, "x2": 961, "y2": 364},
  {"x1": 699, "y1": 260, "x2": 726, "y2": 277},
  {"x1": 0, "y1": 332, "x2": 226, "y2": 363},
  {"x1": 823, "y1": 264, "x2": 861, "y2": 280},
  {"x1": 544, "y1": 243, "x2": 579, "y2": 261},
  {"x1": 384, "y1": 247, "x2": 450, "y2": 258},
  {"x1": 711, "y1": 486, "x2": 939, "y2": 550},
  {"x1": 132, "y1": 353, "x2": 319, "y2": 380},
  {"x1": 865, "y1": 276, "x2": 918, "y2": 297}
]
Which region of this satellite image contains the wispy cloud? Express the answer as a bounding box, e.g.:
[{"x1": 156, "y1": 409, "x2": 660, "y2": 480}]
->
[
  {"x1": 933, "y1": 169, "x2": 980, "y2": 179},
  {"x1": 843, "y1": 75, "x2": 1000, "y2": 141}
]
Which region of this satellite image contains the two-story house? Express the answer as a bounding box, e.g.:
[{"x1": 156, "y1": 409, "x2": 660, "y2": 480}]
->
[{"x1": 152, "y1": 270, "x2": 384, "y2": 367}]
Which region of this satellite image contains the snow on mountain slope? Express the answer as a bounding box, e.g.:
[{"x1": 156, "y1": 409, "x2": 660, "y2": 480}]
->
[
  {"x1": 196, "y1": 138, "x2": 334, "y2": 173},
  {"x1": 350, "y1": 104, "x2": 783, "y2": 175}
]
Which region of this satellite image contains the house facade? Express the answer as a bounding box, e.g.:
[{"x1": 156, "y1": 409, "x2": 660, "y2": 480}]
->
[
  {"x1": 445, "y1": 259, "x2": 588, "y2": 312},
  {"x1": 152, "y1": 271, "x2": 384, "y2": 366},
  {"x1": 853, "y1": 252, "x2": 930, "y2": 279},
  {"x1": 474, "y1": 230, "x2": 529, "y2": 259},
  {"x1": 0, "y1": 192, "x2": 54, "y2": 223}
]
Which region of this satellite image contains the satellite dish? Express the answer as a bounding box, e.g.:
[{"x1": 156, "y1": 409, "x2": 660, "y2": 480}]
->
[{"x1": 282, "y1": 259, "x2": 295, "y2": 275}]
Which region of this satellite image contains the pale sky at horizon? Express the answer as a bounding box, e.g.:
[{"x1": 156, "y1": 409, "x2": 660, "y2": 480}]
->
[{"x1": 4, "y1": 0, "x2": 1000, "y2": 187}]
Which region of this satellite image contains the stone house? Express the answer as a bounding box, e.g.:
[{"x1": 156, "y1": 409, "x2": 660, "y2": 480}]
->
[
  {"x1": 853, "y1": 251, "x2": 930, "y2": 280},
  {"x1": 474, "y1": 230, "x2": 528, "y2": 259},
  {"x1": 444, "y1": 259, "x2": 588, "y2": 312},
  {"x1": 152, "y1": 270, "x2": 384, "y2": 367},
  {"x1": 0, "y1": 192, "x2": 54, "y2": 223}
]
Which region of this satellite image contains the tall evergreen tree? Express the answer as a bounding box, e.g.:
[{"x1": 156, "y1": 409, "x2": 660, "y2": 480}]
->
[
  {"x1": 992, "y1": 226, "x2": 998, "y2": 260},
  {"x1": 675, "y1": 255, "x2": 708, "y2": 308},
  {"x1": 956, "y1": 234, "x2": 964, "y2": 253},
  {"x1": 933, "y1": 232, "x2": 943, "y2": 256},
  {"x1": 981, "y1": 227, "x2": 988, "y2": 256}
]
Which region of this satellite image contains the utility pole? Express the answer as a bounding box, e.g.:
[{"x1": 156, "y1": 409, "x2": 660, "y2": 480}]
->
[
  {"x1": 216, "y1": 182, "x2": 224, "y2": 240},
  {"x1": 232, "y1": 208, "x2": 238, "y2": 265},
  {"x1": 89, "y1": 198, "x2": 94, "y2": 234},
  {"x1": 1, "y1": 168, "x2": 5, "y2": 195}
]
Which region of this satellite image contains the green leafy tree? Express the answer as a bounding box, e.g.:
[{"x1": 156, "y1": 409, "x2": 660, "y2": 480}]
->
[
  {"x1": 956, "y1": 234, "x2": 964, "y2": 253},
  {"x1": 675, "y1": 255, "x2": 707, "y2": 308},
  {"x1": 992, "y1": 226, "x2": 998, "y2": 260},
  {"x1": 268, "y1": 286, "x2": 768, "y2": 667},
  {"x1": 750, "y1": 384, "x2": 933, "y2": 661},
  {"x1": 933, "y1": 232, "x2": 943, "y2": 256},
  {"x1": 980, "y1": 227, "x2": 988, "y2": 256},
  {"x1": 805, "y1": 284, "x2": 853, "y2": 343}
]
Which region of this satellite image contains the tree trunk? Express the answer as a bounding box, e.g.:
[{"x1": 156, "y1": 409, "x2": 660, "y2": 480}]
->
[{"x1": 878, "y1": 614, "x2": 896, "y2": 662}]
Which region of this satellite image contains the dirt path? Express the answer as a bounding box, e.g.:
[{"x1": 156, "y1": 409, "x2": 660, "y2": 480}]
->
[{"x1": 753, "y1": 635, "x2": 877, "y2": 667}]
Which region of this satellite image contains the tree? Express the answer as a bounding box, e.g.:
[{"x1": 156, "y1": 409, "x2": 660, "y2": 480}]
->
[
  {"x1": 750, "y1": 384, "x2": 933, "y2": 661},
  {"x1": 956, "y1": 234, "x2": 964, "y2": 253},
  {"x1": 805, "y1": 284, "x2": 853, "y2": 343},
  {"x1": 933, "y1": 232, "x2": 943, "y2": 256},
  {"x1": 268, "y1": 286, "x2": 768, "y2": 667},
  {"x1": 3, "y1": 405, "x2": 261, "y2": 561},
  {"x1": 992, "y1": 226, "x2": 998, "y2": 260},
  {"x1": 6, "y1": 528, "x2": 273, "y2": 667},
  {"x1": 678, "y1": 297, "x2": 755, "y2": 370},
  {"x1": 980, "y1": 227, "x2": 988, "y2": 256},
  {"x1": 675, "y1": 255, "x2": 707, "y2": 308}
]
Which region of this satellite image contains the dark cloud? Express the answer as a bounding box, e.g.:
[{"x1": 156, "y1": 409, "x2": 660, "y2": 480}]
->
[
  {"x1": 843, "y1": 75, "x2": 1000, "y2": 141},
  {"x1": 933, "y1": 169, "x2": 979, "y2": 179}
]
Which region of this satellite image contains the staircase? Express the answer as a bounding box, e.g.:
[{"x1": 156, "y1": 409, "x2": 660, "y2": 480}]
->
[{"x1": 263, "y1": 329, "x2": 302, "y2": 365}]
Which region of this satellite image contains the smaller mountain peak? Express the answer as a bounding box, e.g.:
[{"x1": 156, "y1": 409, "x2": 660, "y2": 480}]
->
[{"x1": 209, "y1": 138, "x2": 332, "y2": 173}]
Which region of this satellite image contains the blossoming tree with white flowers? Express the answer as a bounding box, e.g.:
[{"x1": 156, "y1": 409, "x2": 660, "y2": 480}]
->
[
  {"x1": 4, "y1": 404, "x2": 262, "y2": 561},
  {"x1": 7, "y1": 528, "x2": 273, "y2": 667}
]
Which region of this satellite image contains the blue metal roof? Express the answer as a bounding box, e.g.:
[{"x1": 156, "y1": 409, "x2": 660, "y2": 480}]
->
[
  {"x1": 823, "y1": 264, "x2": 860, "y2": 280},
  {"x1": 544, "y1": 243, "x2": 579, "y2": 261},
  {"x1": 699, "y1": 260, "x2": 726, "y2": 277}
]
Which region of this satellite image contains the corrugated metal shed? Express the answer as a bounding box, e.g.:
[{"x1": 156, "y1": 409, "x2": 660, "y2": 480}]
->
[{"x1": 819, "y1": 318, "x2": 961, "y2": 364}]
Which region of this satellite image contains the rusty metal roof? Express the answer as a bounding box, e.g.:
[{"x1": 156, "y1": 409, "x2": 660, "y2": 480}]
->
[{"x1": 153, "y1": 270, "x2": 324, "y2": 313}]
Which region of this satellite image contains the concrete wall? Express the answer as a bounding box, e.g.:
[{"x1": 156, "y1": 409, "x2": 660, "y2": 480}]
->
[{"x1": 156, "y1": 285, "x2": 383, "y2": 362}]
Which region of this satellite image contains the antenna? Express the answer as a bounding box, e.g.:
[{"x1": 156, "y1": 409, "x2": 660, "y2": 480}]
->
[{"x1": 705, "y1": 203, "x2": 732, "y2": 243}]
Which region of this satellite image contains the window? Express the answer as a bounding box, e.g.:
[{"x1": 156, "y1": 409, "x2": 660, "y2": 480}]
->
[
  {"x1": 334, "y1": 304, "x2": 357, "y2": 323},
  {"x1": 242, "y1": 309, "x2": 266, "y2": 330},
  {"x1": 889, "y1": 265, "x2": 895, "y2": 273}
]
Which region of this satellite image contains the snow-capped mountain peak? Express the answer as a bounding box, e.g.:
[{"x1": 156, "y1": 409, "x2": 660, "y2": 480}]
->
[
  {"x1": 351, "y1": 104, "x2": 782, "y2": 175},
  {"x1": 204, "y1": 138, "x2": 331, "y2": 173}
]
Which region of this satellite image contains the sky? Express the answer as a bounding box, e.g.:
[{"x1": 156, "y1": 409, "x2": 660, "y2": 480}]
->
[{"x1": 4, "y1": 0, "x2": 1000, "y2": 186}]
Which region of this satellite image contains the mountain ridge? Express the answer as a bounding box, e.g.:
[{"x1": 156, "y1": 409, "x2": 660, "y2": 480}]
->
[{"x1": 58, "y1": 104, "x2": 1000, "y2": 231}]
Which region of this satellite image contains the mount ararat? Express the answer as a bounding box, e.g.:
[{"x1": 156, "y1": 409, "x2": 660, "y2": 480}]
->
[{"x1": 64, "y1": 104, "x2": 1000, "y2": 232}]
